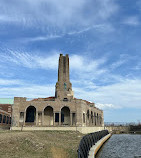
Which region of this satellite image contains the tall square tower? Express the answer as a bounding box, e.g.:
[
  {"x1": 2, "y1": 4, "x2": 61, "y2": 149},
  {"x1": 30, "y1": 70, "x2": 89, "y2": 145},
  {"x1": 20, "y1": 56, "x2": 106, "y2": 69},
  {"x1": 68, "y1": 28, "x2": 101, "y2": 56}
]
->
[{"x1": 55, "y1": 54, "x2": 74, "y2": 100}]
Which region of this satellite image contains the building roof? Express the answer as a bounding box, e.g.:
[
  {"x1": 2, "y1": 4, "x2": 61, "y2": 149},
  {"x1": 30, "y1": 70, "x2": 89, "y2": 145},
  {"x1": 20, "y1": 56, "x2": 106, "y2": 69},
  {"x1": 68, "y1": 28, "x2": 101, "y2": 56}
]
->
[{"x1": 31, "y1": 97, "x2": 55, "y2": 101}]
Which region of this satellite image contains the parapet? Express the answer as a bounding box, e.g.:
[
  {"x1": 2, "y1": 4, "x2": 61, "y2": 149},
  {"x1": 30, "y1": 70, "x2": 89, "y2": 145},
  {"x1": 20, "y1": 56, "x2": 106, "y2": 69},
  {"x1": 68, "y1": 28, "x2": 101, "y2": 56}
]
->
[{"x1": 14, "y1": 97, "x2": 26, "y2": 103}]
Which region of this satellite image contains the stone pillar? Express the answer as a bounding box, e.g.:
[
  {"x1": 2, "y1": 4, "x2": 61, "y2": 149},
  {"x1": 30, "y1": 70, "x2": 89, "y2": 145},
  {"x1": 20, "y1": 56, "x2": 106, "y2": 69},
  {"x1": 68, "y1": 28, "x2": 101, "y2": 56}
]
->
[
  {"x1": 96, "y1": 116, "x2": 99, "y2": 126},
  {"x1": 89, "y1": 114, "x2": 91, "y2": 126},
  {"x1": 90, "y1": 115, "x2": 92, "y2": 126},
  {"x1": 75, "y1": 113, "x2": 76, "y2": 126},
  {"x1": 2, "y1": 115, "x2": 3, "y2": 125},
  {"x1": 24, "y1": 112, "x2": 26, "y2": 126},
  {"x1": 36, "y1": 111, "x2": 38, "y2": 126},
  {"x1": 86, "y1": 114, "x2": 88, "y2": 126},
  {"x1": 59, "y1": 112, "x2": 61, "y2": 126},
  {"x1": 70, "y1": 113, "x2": 72, "y2": 126},
  {"x1": 53, "y1": 113, "x2": 55, "y2": 126},
  {"x1": 42, "y1": 111, "x2": 44, "y2": 126},
  {"x1": 95, "y1": 116, "x2": 97, "y2": 126}
]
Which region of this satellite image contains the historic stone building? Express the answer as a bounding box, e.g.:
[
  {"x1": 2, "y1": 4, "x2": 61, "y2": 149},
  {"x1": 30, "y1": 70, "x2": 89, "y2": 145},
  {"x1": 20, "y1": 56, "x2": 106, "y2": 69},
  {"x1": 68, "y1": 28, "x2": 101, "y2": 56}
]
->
[{"x1": 11, "y1": 54, "x2": 104, "y2": 133}]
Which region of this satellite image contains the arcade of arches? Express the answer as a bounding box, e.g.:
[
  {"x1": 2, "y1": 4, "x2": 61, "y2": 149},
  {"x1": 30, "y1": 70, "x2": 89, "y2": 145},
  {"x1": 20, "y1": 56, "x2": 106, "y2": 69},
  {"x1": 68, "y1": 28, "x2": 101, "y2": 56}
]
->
[
  {"x1": 20, "y1": 105, "x2": 102, "y2": 127},
  {"x1": 12, "y1": 54, "x2": 104, "y2": 129},
  {"x1": 21, "y1": 105, "x2": 77, "y2": 126}
]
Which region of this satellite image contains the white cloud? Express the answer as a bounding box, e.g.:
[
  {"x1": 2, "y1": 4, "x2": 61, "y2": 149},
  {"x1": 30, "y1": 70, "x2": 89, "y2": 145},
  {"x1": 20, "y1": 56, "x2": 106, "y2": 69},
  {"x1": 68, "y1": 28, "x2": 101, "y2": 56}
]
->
[
  {"x1": 0, "y1": 78, "x2": 141, "y2": 111},
  {"x1": 0, "y1": 50, "x2": 59, "y2": 70},
  {"x1": 25, "y1": 34, "x2": 63, "y2": 42},
  {"x1": 123, "y1": 16, "x2": 140, "y2": 26},
  {"x1": 110, "y1": 54, "x2": 130, "y2": 70},
  {"x1": 0, "y1": 49, "x2": 107, "y2": 75},
  {"x1": 0, "y1": 85, "x2": 55, "y2": 98},
  {"x1": 73, "y1": 79, "x2": 141, "y2": 109},
  {"x1": 0, "y1": 79, "x2": 23, "y2": 85},
  {"x1": 96, "y1": 103, "x2": 117, "y2": 110},
  {"x1": 0, "y1": 15, "x2": 19, "y2": 23},
  {"x1": 24, "y1": 24, "x2": 115, "y2": 42},
  {"x1": 70, "y1": 54, "x2": 107, "y2": 76},
  {"x1": 1, "y1": 51, "x2": 140, "y2": 111},
  {"x1": 0, "y1": 0, "x2": 119, "y2": 34}
]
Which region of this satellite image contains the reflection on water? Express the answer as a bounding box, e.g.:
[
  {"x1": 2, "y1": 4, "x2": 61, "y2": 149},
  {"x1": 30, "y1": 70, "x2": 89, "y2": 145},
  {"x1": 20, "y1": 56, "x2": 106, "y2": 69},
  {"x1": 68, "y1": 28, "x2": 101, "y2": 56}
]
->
[{"x1": 96, "y1": 134, "x2": 141, "y2": 158}]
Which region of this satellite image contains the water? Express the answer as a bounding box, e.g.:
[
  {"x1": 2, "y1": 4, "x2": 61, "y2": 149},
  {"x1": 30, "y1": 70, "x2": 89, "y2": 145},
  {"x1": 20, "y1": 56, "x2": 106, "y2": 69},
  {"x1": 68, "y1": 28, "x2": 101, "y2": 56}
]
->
[{"x1": 96, "y1": 134, "x2": 141, "y2": 158}]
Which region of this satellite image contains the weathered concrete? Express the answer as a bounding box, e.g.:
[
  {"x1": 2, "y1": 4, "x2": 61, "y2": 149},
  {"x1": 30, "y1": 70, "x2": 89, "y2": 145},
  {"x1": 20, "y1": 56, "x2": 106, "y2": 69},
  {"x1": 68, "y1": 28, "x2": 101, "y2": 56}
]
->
[
  {"x1": 105, "y1": 126, "x2": 129, "y2": 133},
  {"x1": 88, "y1": 133, "x2": 112, "y2": 158},
  {"x1": 10, "y1": 126, "x2": 104, "y2": 134}
]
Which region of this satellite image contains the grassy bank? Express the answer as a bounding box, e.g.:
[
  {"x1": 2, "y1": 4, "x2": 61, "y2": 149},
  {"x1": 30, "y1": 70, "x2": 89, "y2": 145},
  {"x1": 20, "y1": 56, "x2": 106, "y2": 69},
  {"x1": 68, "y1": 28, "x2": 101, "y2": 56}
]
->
[{"x1": 0, "y1": 130, "x2": 84, "y2": 158}]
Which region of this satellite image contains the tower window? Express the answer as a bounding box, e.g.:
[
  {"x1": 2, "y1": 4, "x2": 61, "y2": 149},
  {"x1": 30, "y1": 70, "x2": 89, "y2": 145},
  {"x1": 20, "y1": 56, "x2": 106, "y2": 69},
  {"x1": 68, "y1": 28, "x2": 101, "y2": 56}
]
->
[
  {"x1": 64, "y1": 83, "x2": 67, "y2": 90},
  {"x1": 63, "y1": 98, "x2": 68, "y2": 101}
]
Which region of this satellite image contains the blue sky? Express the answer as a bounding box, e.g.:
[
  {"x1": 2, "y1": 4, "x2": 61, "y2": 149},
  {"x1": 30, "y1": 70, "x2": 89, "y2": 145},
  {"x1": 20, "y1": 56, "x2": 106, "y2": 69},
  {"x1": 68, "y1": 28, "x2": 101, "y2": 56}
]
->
[{"x1": 0, "y1": 0, "x2": 141, "y2": 123}]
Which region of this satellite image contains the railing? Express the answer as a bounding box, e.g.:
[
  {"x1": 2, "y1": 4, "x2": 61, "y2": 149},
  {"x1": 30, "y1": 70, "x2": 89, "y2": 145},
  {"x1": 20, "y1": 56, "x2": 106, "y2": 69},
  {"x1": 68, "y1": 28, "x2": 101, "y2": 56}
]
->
[
  {"x1": 78, "y1": 130, "x2": 109, "y2": 158},
  {"x1": 104, "y1": 122, "x2": 139, "y2": 126}
]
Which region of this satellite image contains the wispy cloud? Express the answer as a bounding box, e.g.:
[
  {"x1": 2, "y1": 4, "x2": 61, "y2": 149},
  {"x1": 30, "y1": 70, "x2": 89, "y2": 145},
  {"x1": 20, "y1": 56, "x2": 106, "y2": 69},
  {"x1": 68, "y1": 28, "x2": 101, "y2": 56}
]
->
[
  {"x1": 123, "y1": 16, "x2": 140, "y2": 26},
  {"x1": 0, "y1": 49, "x2": 59, "y2": 70},
  {"x1": 74, "y1": 79, "x2": 141, "y2": 109},
  {"x1": 0, "y1": 78, "x2": 140, "y2": 110},
  {"x1": 25, "y1": 34, "x2": 63, "y2": 42},
  {"x1": 23, "y1": 23, "x2": 115, "y2": 42},
  {"x1": 110, "y1": 54, "x2": 130, "y2": 70},
  {"x1": 0, "y1": 79, "x2": 24, "y2": 86},
  {"x1": 96, "y1": 103, "x2": 118, "y2": 110},
  {"x1": 0, "y1": 49, "x2": 108, "y2": 74},
  {"x1": 0, "y1": 0, "x2": 119, "y2": 34},
  {"x1": 70, "y1": 54, "x2": 107, "y2": 76},
  {"x1": 0, "y1": 84, "x2": 55, "y2": 98},
  {"x1": 0, "y1": 48, "x2": 134, "y2": 84},
  {"x1": 0, "y1": 50, "x2": 140, "y2": 110}
]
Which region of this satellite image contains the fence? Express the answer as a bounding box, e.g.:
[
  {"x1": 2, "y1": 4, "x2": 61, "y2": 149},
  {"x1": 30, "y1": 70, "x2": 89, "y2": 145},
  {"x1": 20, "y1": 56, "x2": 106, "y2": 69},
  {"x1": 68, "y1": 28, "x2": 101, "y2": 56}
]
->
[
  {"x1": 104, "y1": 122, "x2": 138, "y2": 126},
  {"x1": 78, "y1": 130, "x2": 109, "y2": 158}
]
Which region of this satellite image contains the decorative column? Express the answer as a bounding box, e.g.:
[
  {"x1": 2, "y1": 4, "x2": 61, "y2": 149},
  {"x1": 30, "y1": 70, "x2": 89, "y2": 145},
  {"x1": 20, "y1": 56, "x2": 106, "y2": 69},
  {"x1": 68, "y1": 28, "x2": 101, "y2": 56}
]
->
[
  {"x1": 95, "y1": 116, "x2": 97, "y2": 126},
  {"x1": 42, "y1": 111, "x2": 44, "y2": 126},
  {"x1": 96, "y1": 116, "x2": 99, "y2": 126},
  {"x1": 75, "y1": 113, "x2": 77, "y2": 126},
  {"x1": 53, "y1": 113, "x2": 55, "y2": 126},
  {"x1": 85, "y1": 114, "x2": 87, "y2": 126},
  {"x1": 89, "y1": 114, "x2": 91, "y2": 126},
  {"x1": 70, "y1": 112, "x2": 72, "y2": 126},
  {"x1": 59, "y1": 112, "x2": 61, "y2": 126},
  {"x1": 2, "y1": 115, "x2": 3, "y2": 125},
  {"x1": 24, "y1": 112, "x2": 26, "y2": 126},
  {"x1": 36, "y1": 111, "x2": 38, "y2": 126}
]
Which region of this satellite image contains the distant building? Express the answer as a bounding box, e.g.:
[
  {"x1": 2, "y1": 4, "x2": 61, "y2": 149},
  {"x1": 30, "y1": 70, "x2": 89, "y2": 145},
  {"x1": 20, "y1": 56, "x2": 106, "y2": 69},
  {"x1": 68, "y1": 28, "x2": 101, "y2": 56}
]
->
[
  {"x1": 0, "y1": 104, "x2": 12, "y2": 114},
  {"x1": 11, "y1": 54, "x2": 104, "y2": 133},
  {"x1": 0, "y1": 104, "x2": 12, "y2": 127}
]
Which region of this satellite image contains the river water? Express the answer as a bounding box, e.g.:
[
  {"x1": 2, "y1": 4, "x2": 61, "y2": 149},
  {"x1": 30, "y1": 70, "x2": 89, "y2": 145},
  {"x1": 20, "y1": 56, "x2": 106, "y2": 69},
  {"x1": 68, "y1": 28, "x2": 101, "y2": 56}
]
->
[{"x1": 96, "y1": 134, "x2": 141, "y2": 158}]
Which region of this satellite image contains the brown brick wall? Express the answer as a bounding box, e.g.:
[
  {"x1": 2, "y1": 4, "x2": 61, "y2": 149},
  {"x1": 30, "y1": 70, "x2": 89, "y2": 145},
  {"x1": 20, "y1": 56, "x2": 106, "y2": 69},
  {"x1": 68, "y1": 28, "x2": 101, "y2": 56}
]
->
[{"x1": 0, "y1": 104, "x2": 12, "y2": 114}]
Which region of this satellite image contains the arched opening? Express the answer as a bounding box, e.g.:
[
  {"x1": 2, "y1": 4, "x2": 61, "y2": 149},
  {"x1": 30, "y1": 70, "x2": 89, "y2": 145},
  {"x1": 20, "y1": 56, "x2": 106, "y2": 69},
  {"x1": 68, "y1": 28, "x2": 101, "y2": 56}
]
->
[
  {"x1": 26, "y1": 106, "x2": 36, "y2": 124},
  {"x1": 61, "y1": 106, "x2": 70, "y2": 125},
  {"x1": 97, "y1": 113, "x2": 99, "y2": 125},
  {"x1": 99, "y1": 115, "x2": 102, "y2": 125},
  {"x1": 87, "y1": 110, "x2": 89, "y2": 125},
  {"x1": 94, "y1": 112, "x2": 96, "y2": 126},
  {"x1": 83, "y1": 113, "x2": 85, "y2": 123},
  {"x1": 91, "y1": 111, "x2": 93, "y2": 125},
  {"x1": 44, "y1": 106, "x2": 53, "y2": 126}
]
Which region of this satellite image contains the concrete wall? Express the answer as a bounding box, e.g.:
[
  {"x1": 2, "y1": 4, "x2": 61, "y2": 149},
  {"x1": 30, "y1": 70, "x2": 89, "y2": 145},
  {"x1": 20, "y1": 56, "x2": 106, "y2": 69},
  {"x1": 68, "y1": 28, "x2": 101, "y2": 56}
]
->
[
  {"x1": 88, "y1": 133, "x2": 112, "y2": 158},
  {"x1": 10, "y1": 126, "x2": 104, "y2": 134},
  {"x1": 12, "y1": 97, "x2": 103, "y2": 128},
  {"x1": 105, "y1": 126, "x2": 129, "y2": 133},
  {"x1": 77, "y1": 127, "x2": 104, "y2": 134}
]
